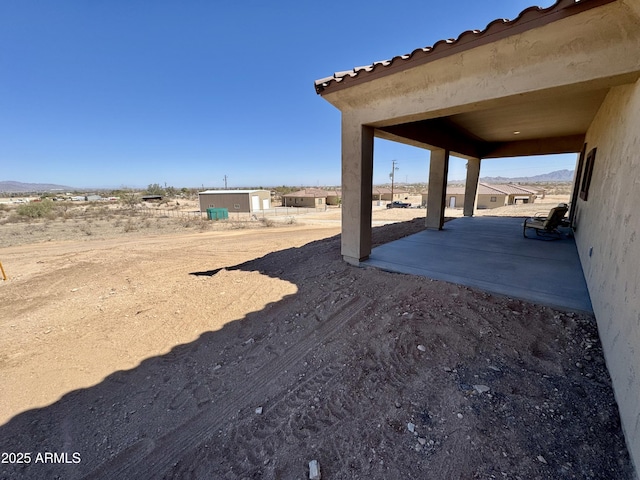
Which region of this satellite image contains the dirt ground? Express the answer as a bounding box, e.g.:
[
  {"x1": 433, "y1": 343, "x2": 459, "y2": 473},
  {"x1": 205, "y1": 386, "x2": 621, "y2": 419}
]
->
[{"x1": 0, "y1": 199, "x2": 633, "y2": 479}]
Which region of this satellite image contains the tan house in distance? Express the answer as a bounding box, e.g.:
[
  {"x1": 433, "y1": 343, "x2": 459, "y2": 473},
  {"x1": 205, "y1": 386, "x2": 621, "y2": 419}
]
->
[
  {"x1": 372, "y1": 187, "x2": 409, "y2": 202},
  {"x1": 432, "y1": 183, "x2": 538, "y2": 209},
  {"x1": 324, "y1": 189, "x2": 342, "y2": 205},
  {"x1": 283, "y1": 188, "x2": 329, "y2": 208},
  {"x1": 315, "y1": 0, "x2": 640, "y2": 470}
]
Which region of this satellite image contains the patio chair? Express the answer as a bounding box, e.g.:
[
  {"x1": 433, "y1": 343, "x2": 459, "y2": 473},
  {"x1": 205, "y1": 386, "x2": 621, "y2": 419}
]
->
[{"x1": 523, "y1": 204, "x2": 569, "y2": 239}]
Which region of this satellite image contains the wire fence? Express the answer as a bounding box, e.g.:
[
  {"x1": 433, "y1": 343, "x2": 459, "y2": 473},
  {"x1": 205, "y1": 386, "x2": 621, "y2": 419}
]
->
[{"x1": 137, "y1": 206, "x2": 330, "y2": 221}]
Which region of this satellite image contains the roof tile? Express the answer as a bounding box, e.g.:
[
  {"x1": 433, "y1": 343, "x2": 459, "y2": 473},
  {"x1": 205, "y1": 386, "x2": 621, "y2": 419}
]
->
[{"x1": 315, "y1": 0, "x2": 614, "y2": 94}]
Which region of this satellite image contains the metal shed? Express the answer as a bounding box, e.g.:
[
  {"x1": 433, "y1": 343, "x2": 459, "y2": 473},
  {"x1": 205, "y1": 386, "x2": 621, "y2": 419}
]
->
[{"x1": 198, "y1": 190, "x2": 271, "y2": 213}]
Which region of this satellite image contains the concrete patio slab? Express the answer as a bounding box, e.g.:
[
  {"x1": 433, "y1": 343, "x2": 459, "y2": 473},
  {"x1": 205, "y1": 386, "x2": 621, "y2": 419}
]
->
[{"x1": 364, "y1": 216, "x2": 593, "y2": 313}]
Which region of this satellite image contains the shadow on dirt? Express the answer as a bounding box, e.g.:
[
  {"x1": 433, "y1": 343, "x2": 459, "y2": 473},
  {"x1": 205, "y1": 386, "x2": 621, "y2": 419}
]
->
[{"x1": 0, "y1": 218, "x2": 633, "y2": 480}]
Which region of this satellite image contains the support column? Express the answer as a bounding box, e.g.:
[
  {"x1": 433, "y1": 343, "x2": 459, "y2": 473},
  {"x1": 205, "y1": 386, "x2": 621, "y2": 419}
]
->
[
  {"x1": 341, "y1": 116, "x2": 374, "y2": 265},
  {"x1": 426, "y1": 149, "x2": 449, "y2": 230},
  {"x1": 463, "y1": 157, "x2": 481, "y2": 217}
]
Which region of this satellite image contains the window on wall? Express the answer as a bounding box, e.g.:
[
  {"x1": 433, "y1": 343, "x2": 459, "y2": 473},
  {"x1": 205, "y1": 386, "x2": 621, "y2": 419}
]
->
[
  {"x1": 490, "y1": 196, "x2": 497, "y2": 202},
  {"x1": 579, "y1": 148, "x2": 597, "y2": 201}
]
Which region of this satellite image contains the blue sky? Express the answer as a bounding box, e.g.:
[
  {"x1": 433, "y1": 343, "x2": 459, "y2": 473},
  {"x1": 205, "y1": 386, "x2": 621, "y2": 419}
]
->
[{"x1": 1, "y1": 0, "x2": 575, "y2": 189}]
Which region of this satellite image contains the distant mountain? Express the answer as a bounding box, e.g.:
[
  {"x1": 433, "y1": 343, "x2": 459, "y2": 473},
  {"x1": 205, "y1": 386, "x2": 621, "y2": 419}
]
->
[
  {"x1": 0, "y1": 180, "x2": 75, "y2": 193},
  {"x1": 448, "y1": 169, "x2": 574, "y2": 184},
  {"x1": 478, "y1": 169, "x2": 574, "y2": 184}
]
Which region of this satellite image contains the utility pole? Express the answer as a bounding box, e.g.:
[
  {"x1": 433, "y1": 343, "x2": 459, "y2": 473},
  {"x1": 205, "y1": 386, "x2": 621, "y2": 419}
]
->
[
  {"x1": 223, "y1": 175, "x2": 228, "y2": 189},
  {"x1": 390, "y1": 160, "x2": 399, "y2": 201}
]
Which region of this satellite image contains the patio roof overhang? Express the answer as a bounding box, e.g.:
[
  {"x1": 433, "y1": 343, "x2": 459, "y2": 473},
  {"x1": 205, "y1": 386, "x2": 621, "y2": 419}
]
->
[
  {"x1": 316, "y1": 0, "x2": 640, "y2": 160},
  {"x1": 372, "y1": 82, "x2": 616, "y2": 159},
  {"x1": 314, "y1": 0, "x2": 640, "y2": 265}
]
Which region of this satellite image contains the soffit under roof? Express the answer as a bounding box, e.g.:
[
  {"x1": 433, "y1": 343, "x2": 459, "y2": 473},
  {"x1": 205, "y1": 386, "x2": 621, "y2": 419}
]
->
[{"x1": 374, "y1": 82, "x2": 626, "y2": 158}]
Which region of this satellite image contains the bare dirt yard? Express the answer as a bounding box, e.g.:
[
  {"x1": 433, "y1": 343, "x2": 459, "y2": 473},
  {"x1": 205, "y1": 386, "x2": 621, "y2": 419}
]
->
[{"x1": 0, "y1": 199, "x2": 633, "y2": 479}]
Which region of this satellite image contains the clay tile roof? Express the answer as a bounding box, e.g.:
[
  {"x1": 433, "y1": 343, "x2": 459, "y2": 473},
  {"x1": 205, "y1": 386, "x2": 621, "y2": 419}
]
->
[
  {"x1": 283, "y1": 188, "x2": 331, "y2": 198},
  {"x1": 314, "y1": 0, "x2": 614, "y2": 95},
  {"x1": 444, "y1": 184, "x2": 539, "y2": 195},
  {"x1": 484, "y1": 183, "x2": 540, "y2": 195},
  {"x1": 373, "y1": 187, "x2": 409, "y2": 195}
]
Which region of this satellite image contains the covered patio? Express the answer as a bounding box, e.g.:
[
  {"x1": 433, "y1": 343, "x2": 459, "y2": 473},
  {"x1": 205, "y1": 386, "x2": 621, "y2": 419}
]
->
[
  {"x1": 315, "y1": 0, "x2": 640, "y2": 471},
  {"x1": 314, "y1": 0, "x2": 637, "y2": 265},
  {"x1": 364, "y1": 216, "x2": 592, "y2": 313}
]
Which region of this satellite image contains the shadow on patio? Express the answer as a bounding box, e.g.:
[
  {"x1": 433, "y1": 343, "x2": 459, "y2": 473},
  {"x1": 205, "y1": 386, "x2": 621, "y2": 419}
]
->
[{"x1": 364, "y1": 216, "x2": 592, "y2": 313}]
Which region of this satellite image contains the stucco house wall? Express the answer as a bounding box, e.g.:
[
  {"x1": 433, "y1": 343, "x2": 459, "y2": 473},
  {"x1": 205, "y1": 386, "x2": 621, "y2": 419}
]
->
[
  {"x1": 325, "y1": 190, "x2": 342, "y2": 205},
  {"x1": 284, "y1": 196, "x2": 325, "y2": 208},
  {"x1": 476, "y1": 193, "x2": 506, "y2": 209},
  {"x1": 372, "y1": 189, "x2": 409, "y2": 202},
  {"x1": 573, "y1": 79, "x2": 640, "y2": 466},
  {"x1": 444, "y1": 194, "x2": 465, "y2": 209},
  {"x1": 438, "y1": 186, "x2": 532, "y2": 210},
  {"x1": 427, "y1": 192, "x2": 508, "y2": 209},
  {"x1": 282, "y1": 189, "x2": 328, "y2": 208}
]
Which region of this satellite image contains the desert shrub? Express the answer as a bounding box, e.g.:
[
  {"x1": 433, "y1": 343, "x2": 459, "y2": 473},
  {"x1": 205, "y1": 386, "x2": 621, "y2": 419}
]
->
[
  {"x1": 123, "y1": 219, "x2": 137, "y2": 232},
  {"x1": 16, "y1": 201, "x2": 54, "y2": 219},
  {"x1": 119, "y1": 190, "x2": 140, "y2": 208},
  {"x1": 4, "y1": 213, "x2": 23, "y2": 224},
  {"x1": 260, "y1": 218, "x2": 275, "y2": 227}
]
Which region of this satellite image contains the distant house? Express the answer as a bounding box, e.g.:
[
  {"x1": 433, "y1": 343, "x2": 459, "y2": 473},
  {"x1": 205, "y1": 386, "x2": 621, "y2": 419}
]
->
[
  {"x1": 198, "y1": 190, "x2": 271, "y2": 213},
  {"x1": 282, "y1": 188, "x2": 329, "y2": 208},
  {"x1": 372, "y1": 187, "x2": 409, "y2": 202},
  {"x1": 141, "y1": 195, "x2": 163, "y2": 202},
  {"x1": 325, "y1": 189, "x2": 342, "y2": 205},
  {"x1": 423, "y1": 183, "x2": 538, "y2": 209}
]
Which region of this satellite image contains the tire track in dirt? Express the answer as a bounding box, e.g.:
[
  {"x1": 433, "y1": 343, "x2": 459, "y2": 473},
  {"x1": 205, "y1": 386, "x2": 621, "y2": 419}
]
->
[
  {"x1": 83, "y1": 295, "x2": 370, "y2": 479},
  {"x1": 186, "y1": 360, "x2": 348, "y2": 479}
]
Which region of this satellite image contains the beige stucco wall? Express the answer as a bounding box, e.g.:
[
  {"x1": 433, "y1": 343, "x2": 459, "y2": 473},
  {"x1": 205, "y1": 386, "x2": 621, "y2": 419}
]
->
[
  {"x1": 284, "y1": 196, "x2": 325, "y2": 208},
  {"x1": 476, "y1": 194, "x2": 506, "y2": 209},
  {"x1": 373, "y1": 192, "x2": 407, "y2": 201},
  {"x1": 445, "y1": 194, "x2": 465, "y2": 209},
  {"x1": 574, "y1": 79, "x2": 640, "y2": 471},
  {"x1": 326, "y1": 195, "x2": 341, "y2": 206}
]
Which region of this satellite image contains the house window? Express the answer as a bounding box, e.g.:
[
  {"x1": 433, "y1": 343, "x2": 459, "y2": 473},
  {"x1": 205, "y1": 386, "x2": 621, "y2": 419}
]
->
[
  {"x1": 579, "y1": 148, "x2": 597, "y2": 201},
  {"x1": 490, "y1": 196, "x2": 497, "y2": 202}
]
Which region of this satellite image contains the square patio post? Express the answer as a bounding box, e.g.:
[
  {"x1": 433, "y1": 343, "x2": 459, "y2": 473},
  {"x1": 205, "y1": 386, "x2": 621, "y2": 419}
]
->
[
  {"x1": 341, "y1": 117, "x2": 374, "y2": 265},
  {"x1": 426, "y1": 149, "x2": 450, "y2": 230},
  {"x1": 463, "y1": 157, "x2": 481, "y2": 217}
]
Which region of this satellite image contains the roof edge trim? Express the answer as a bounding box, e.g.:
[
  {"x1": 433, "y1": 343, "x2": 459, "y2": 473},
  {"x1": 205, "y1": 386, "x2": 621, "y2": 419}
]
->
[{"x1": 315, "y1": 0, "x2": 617, "y2": 95}]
